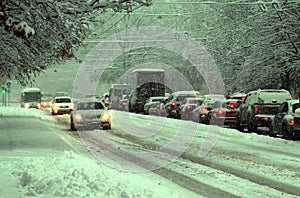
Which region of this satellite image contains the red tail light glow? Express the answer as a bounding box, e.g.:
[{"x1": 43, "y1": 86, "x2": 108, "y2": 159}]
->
[
  {"x1": 217, "y1": 109, "x2": 223, "y2": 116},
  {"x1": 171, "y1": 102, "x2": 176, "y2": 108},
  {"x1": 187, "y1": 105, "x2": 192, "y2": 109},
  {"x1": 111, "y1": 98, "x2": 115, "y2": 102},
  {"x1": 289, "y1": 119, "x2": 294, "y2": 124},
  {"x1": 121, "y1": 101, "x2": 127, "y2": 106},
  {"x1": 202, "y1": 106, "x2": 208, "y2": 112},
  {"x1": 254, "y1": 105, "x2": 259, "y2": 112},
  {"x1": 229, "y1": 101, "x2": 237, "y2": 108}
]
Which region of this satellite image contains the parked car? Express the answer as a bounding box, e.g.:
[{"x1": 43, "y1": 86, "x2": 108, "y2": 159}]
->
[
  {"x1": 51, "y1": 96, "x2": 73, "y2": 115},
  {"x1": 269, "y1": 99, "x2": 299, "y2": 139},
  {"x1": 236, "y1": 89, "x2": 292, "y2": 133},
  {"x1": 178, "y1": 97, "x2": 204, "y2": 120},
  {"x1": 144, "y1": 96, "x2": 166, "y2": 114},
  {"x1": 70, "y1": 99, "x2": 111, "y2": 131},
  {"x1": 191, "y1": 94, "x2": 226, "y2": 124},
  {"x1": 208, "y1": 99, "x2": 241, "y2": 127},
  {"x1": 164, "y1": 91, "x2": 200, "y2": 119}
]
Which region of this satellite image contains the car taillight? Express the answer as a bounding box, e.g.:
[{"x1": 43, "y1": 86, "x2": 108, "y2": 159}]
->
[
  {"x1": 229, "y1": 102, "x2": 236, "y2": 108},
  {"x1": 202, "y1": 106, "x2": 208, "y2": 112},
  {"x1": 254, "y1": 105, "x2": 259, "y2": 112},
  {"x1": 187, "y1": 105, "x2": 192, "y2": 109},
  {"x1": 171, "y1": 102, "x2": 176, "y2": 108},
  {"x1": 217, "y1": 109, "x2": 223, "y2": 116},
  {"x1": 289, "y1": 119, "x2": 294, "y2": 124},
  {"x1": 112, "y1": 98, "x2": 115, "y2": 102},
  {"x1": 122, "y1": 101, "x2": 127, "y2": 106}
]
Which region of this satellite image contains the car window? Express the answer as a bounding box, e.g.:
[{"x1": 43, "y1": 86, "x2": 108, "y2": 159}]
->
[
  {"x1": 259, "y1": 91, "x2": 292, "y2": 103},
  {"x1": 55, "y1": 98, "x2": 71, "y2": 103},
  {"x1": 177, "y1": 94, "x2": 196, "y2": 102},
  {"x1": 292, "y1": 103, "x2": 300, "y2": 113},
  {"x1": 77, "y1": 102, "x2": 104, "y2": 110}
]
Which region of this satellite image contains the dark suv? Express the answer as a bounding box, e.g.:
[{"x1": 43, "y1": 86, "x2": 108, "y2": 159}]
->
[
  {"x1": 164, "y1": 91, "x2": 199, "y2": 119},
  {"x1": 236, "y1": 89, "x2": 292, "y2": 133}
]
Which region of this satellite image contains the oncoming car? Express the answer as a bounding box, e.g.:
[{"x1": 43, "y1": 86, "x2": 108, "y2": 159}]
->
[
  {"x1": 70, "y1": 99, "x2": 111, "y2": 131},
  {"x1": 51, "y1": 96, "x2": 73, "y2": 115}
]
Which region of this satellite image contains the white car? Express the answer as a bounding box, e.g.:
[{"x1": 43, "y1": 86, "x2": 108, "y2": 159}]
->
[
  {"x1": 70, "y1": 99, "x2": 111, "y2": 131},
  {"x1": 51, "y1": 96, "x2": 73, "y2": 115}
]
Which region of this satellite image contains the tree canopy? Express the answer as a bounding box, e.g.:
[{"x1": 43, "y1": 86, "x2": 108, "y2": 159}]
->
[{"x1": 0, "y1": 0, "x2": 151, "y2": 85}]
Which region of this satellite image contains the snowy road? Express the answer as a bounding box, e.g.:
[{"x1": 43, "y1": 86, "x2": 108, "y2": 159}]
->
[
  {"x1": 1, "y1": 107, "x2": 300, "y2": 197},
  {"x1": 49, "y1": 109, "x2": 300, "y2": 197}
]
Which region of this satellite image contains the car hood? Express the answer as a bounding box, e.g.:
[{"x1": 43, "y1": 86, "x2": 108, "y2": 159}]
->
[{"x1": 73, "y1": 109, "x2": 106, "y2": 119}]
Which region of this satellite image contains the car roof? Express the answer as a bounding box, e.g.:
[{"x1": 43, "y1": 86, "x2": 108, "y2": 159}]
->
[
  {"x1": 172, "y1": 91, "x2": 200, "y2": 95},
  {"x1": 54, "y1": 96, "x2": 71, "y2": 99}
]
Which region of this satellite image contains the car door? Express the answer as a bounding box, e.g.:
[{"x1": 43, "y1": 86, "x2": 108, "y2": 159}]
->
[
  {"x1": 274, "y1": 102, "x2": 288, "y2": 134},
  {"x1": 238, "y1": 93, "x2": 251, "y2": 124}
]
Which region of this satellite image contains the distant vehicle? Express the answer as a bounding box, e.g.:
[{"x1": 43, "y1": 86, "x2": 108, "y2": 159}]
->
[
  {"x1": 178, "y1": 97, "x2": 204, "y2": 120},
  {"x1": 41, "y1": 96, "x2": 53, "y2": 108},
  {"x1": 21, "y1": 87, "x2": 42, "y2": 109},
  {"x1": 228, "y1": 92, "x2": 246, "y2": 101},
  {"x1": 109, "y1": 84, "x2": 131, "y2": 110},
  {"x1": 191, "y1": 94, "x2": 226, "y2": 124},
  {"x1": 119, "y1": 95, "x2": 130, "y2": 111},
  {"x1": 236, "y1": 89, "x2": 292, "y2": 133},
  {"x1": 51, "y1": 96, "x2": 73, "y2": 115},
  {"x1": 144, "y1": 96, "x2": 166, "y2": 115},
  {"x1": 208, "y1": 99, "x2": 241, "y2": 127},
  {"x1": 70, "y1": 99, "x2": 111, "y2": 131},
  {"x1": 164, "y1": 91, "x2": 200, "y2": 119},
  {"x1": 128, "y1": 69, "x2": 165, "y2": 113},
  {"x1": 269, "y1": 99, "x2": 299, "y2": 139}
]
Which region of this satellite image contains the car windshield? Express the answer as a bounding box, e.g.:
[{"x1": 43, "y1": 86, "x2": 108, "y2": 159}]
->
[
  {"x1": 55, "y1": 98, "x2": 71, "y2": 103},
  {"x1": 259, "y1": 91, "x2": 292, "y2": 103},
  {"x1": 177, "y1": 94, "x2": 196, "y2": 102},
  {"x1": 76, "y1": 102, "x2": 104, "y2": 110},
  {"x1": 292, "y1": 103, "x2": 300, "y2": 113},
  {"x1": 152, "y1": 98, "x2": 164, "y2": 102}
]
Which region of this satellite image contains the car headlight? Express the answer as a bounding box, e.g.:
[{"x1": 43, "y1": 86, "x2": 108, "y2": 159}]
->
[
  {"x1": 101, "y1": 111, "x2": 111, "y2": 122},
  {"x1": 24, "y1": 103, "x2": 30, "y2": 109},
  {"x1": 37, "y1": 103, "x2": 41, "y2": 109},
  {"x1": 74, "y1": 114, "x2": 84, "y2": 123},
  {"x1": 52, "y1": 105, "x2": 60, "y2": 110},
  {"x1": 69, "y1": 103, "x2": 74, "y2": 109}
]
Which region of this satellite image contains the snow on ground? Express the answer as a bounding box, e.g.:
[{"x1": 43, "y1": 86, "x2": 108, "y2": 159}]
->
[{"x1": 0, "y1": 106, "x2": 201, "y2": 198}]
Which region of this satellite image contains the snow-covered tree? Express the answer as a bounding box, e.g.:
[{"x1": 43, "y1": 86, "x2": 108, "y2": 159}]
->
[{"x1": 0, "y1": 0, "x2": 152, "y2": 85}]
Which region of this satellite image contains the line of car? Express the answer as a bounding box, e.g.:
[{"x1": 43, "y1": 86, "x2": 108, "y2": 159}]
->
[{"x1": 131, "y1": 89, "x2": 300, "y2": 141}]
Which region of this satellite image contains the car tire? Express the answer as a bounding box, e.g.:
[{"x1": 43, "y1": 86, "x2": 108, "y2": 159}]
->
[
  {"x1": 247, "y1": 118, "x2": 257, "y2": 133},
  {"x1": 70, "y1": 120, "x2": 77, "y2": 131},
  {"x1": 103, "y1": 125, "x2": 111, "y2": 130},
  {"x1": 236, "y1": 121, "x2": 244, "y2": 132},
  {"x1": 268, "y1": 124, "x2": 276, "y2": 137}
]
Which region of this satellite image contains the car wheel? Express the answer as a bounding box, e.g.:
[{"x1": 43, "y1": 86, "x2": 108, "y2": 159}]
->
[
  {"x1": 103, "y1": 125, "x2": 111, "y2": 130},
  {"x1": 283, "y1": 124, "x2": 292, "y2": 140},
  {"x1": 247, "y1": 118, "x2": 257, "y2": 133},
  {"x1": 268, "y1": 124, "x2": 276, "y2": 137},
  {"x1": 70, "y1": 120, "x2": 77, "y2": 131},
  {"x1": 236, "y1": 121, "x2": 244, "y2": 132}
]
